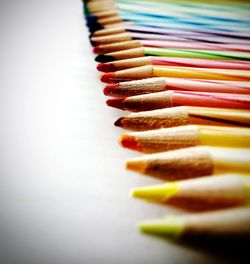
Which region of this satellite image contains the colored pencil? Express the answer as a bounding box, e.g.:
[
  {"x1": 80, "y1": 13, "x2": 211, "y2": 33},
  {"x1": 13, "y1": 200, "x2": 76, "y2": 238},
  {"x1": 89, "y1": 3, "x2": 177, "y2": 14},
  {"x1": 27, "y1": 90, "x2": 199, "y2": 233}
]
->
[
  {"x1": 139, "y1": 208, "x2": 250, "y2": 236},
  {"x1": 103, "y1": 78, "x2": 250, "y2": 97},
  {"x1": 91, "y1": 24, "x2": 250, "y2": 40},
  {"x1": 95, "y1": 47, "x2": 250, "y2": 62},
  {"x1": 114, "y1": 106, "x2": 250, "y2": 130},
  {"x1": 125, "y1": 146, "x2": 250, "y2": 180},
  {"x1": 97, "y1": 56, "x2": 250, "y2": 72},
  {"x1": 106, "y1": 91, "x2": 250, "y2": 111},
  {"x1": 100, "y1": 65, "x2": 250, "y2": 83},
  {"x1": 119, "y1": 125, "x2": 250, "y2": 153},
  {"x1": 94, "y1": 40, "x2": 250, "y2": 54},
  {"x1": 91, "y1": 31, "x2": 250, "y2": 46},
  {"x1": 131, "y1": 173, "x2": 250, "y2": 210},
  {"x1": 87, "y1": 3, "x2": 250, "y2": 32}
]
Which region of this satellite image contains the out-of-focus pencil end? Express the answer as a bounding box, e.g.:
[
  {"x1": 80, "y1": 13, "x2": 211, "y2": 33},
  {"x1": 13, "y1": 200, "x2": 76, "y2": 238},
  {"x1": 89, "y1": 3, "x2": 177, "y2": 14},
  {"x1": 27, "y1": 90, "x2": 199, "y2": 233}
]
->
[
  {"x1": 139, "y1": 217, "x2": 185, "y2": 237},
  {"x1": 100, "y1": 72, "x2": 116, "y2": 83},
  {"x1": 103, "y1": 83, "x2": 119, "y2": 95},
  {"x1": 106, "y1": 97, "x2": 126, "y2": 110},
  {"x1": 97, "y1": 63, "x2": 116, "y2": 72},
  {"x1": 95, "y1": 54, "x2": 116, "y2": 63},
  {"x1": 119, "y1": 134, "x2": 142, "y2": 151},
  {"x1": 114, "y1": 117, "x2": 124, "y2": 127}
]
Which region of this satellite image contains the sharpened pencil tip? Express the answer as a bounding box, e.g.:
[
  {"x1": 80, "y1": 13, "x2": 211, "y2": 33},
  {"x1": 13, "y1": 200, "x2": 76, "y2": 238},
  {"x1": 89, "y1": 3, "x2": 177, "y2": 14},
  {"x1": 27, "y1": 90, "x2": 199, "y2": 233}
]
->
[
  {"x1": 139, "y1": 217, "x2": 185, "y2": 237},
  {"x1": 95, "y1": 54, "x2": 116, "y2": 63},
  {"x1": 97, "y1": 63, "x2": 116, "y2": 72},
  {"x1": 126, "y1": 159, "x2": 147, "y2": 173},
  {"x1": 100, "y1": 72, "x2": 116, "y2": 83},
  {"x1": 131, "y1": 183, "x2": 179, "y2": 200},
  {"x1": 103, "y1": 83, "x2": 119, "y2": 96},
  {"x1": 90, "y1": 39, "x2": 97, "y2": 46},
  {"x1": 87, "y1": 23, "x2": 104, "y2": 33},
  {"x1": 93, "y1": 46, "x2": 101, "y2": 54},
  {"x1": 106, "y1": 98, "x2": 126, "y2": 110},
  {"x1": 120, "y1": 134, "x2": 142, "y2": 151},
  {"x1": 114, "y1": 117, "x2": 124, "y2": 127},
  {"x1": 85, "y1": 15, "x2": 98, "y2": 25}
]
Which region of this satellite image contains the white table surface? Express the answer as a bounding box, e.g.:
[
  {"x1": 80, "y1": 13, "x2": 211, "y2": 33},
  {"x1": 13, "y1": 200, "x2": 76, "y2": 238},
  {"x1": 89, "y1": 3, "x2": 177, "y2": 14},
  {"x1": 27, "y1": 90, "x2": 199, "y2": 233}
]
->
[{"x1": 0, "y1": 0, "x2": 248, "y2": 263}]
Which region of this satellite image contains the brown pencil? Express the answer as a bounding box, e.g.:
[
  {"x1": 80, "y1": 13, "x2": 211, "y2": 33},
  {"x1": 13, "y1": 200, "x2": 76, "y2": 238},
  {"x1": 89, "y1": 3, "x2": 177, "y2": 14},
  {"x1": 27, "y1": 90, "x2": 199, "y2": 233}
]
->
[{"x1": 114, "y1": 106, "x2": 250, "y2": 131}]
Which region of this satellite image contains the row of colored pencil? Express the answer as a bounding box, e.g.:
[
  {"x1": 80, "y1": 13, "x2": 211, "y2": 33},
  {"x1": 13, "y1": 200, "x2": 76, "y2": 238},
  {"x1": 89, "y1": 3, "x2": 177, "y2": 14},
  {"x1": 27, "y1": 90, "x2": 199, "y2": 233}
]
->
[{"x1": 83, "y1": 0, "x2": 250, "y2": 238}]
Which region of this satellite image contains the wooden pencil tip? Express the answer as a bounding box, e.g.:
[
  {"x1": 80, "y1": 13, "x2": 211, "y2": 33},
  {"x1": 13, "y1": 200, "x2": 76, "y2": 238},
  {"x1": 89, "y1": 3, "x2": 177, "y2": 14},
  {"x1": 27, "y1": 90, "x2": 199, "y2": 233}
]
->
[
  {"x1": 95, "y1": 54, "x2": 116, "y2": 63},
  {"x1": 114, "y1": 117, "x2": 124, "y2": 127},
  {"x1": 103, "y1": 83, "x2": 119, "y2": 96},
  {"x1": 106, "y1": 98, "x2": 126, "y2": 110},
  {"x1": 100, "y1": 72, "x2": 116, "y2": 83},
  {"x1": 97, "y1": 63, "x2": 116, "y2": 72}
]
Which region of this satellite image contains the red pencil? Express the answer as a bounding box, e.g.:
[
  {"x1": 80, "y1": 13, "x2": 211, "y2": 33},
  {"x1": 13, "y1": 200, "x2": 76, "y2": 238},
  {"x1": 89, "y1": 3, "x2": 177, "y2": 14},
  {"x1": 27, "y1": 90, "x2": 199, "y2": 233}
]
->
[{"x1": 106, "y1": 91, "x2": 250, "y2": 111}]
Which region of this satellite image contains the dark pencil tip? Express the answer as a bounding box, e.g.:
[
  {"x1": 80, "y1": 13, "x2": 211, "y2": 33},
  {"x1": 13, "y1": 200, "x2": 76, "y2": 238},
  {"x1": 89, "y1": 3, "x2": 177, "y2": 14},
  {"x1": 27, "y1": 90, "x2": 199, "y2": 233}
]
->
[
  {"x1": 106, "y1": 98, "x2": 126, "y2": 110},
  {"x1": 90, "y1": 39, "x2": 97, "y2": 46},
  {"x1": 87, "y1": 23, "x2": 103, "y2": 33},
  {"x1": 114, "y1": 117, "x2": 124, "y2": 127},
  {"x1": 95, "y1": 54, "x2": 116, "y2": 62},
  {"x1": 85, "y1": 14, "x2": 98, "y2": 24}
]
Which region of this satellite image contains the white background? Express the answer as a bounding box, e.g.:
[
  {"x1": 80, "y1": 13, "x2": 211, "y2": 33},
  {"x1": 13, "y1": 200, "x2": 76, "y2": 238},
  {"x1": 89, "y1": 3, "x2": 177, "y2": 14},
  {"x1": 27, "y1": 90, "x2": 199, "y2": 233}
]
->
[{"x1": 0, "y1": 0, "x2": 247, "y2": 263}]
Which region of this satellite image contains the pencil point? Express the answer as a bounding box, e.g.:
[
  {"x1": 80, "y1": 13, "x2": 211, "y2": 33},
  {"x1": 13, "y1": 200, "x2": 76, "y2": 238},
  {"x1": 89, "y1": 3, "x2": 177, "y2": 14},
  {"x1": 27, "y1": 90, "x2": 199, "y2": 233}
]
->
[
  {"x1": 114, "y1": 117, "x2": 124, "y2": 127},
  {"x1": 90, "y1": 40, "x2": 97, "y2": 46},
  {"x1": 97, "y1": 63, "x2": 116, "y2": 72},
  {"x1": 106, "y1": 98, "x2": 126, "y2": 110},
  {"x1": 120, "y1": 134, "x2": 142, "y2": 151},
  {"x1": 126, "y1": 159, "x2": 147, "y2": 173},
  {"x1": 93, "y1": 46, "x2": 101, "y2": 54},
  {"x1": 95, "y1": 54, "x2": 116, "y2": 63},
  {"x1": 139, "y1": 217, "x2": 185, "y2": 237},
  {"x1": 131, "y1": 183, "x2": 179, "y2": 200},
  {"x1": 100, "y1": 72, "x2": 116, "y2": 83},
  {"x1": 87, "y1": 23, "x2": 104, "y2": 34},
  {"x1": 103, "y1": 83, "x2": 118, "y2": 95}
]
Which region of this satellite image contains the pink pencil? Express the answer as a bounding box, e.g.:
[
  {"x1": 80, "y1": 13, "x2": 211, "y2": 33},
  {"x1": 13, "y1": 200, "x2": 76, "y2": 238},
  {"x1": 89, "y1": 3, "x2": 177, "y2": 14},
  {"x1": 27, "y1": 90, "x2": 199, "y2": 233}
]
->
[
  {"x1": 106, "y1": 91, "x2": 250, "y2": 111},
  {"x1": 103, "y1": 78, "x2": 250, "y2": 97},
  {"x1": 142, "y1": 40, "x2": 250, "y2": 52},
  {"x1": 94, "y1": 40, "x2": 250, "y2": 54}
]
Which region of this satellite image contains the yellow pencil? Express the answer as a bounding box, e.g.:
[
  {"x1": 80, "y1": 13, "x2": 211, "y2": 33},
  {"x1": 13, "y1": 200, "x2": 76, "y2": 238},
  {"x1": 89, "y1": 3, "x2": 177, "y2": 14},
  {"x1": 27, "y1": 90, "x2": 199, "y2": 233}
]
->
[
  {"x1": 132, "y1": 173, "x2": 250, "y2": 211},
  {"x1": 139, "y1": 208, "x2": 250, "y2": 236}
]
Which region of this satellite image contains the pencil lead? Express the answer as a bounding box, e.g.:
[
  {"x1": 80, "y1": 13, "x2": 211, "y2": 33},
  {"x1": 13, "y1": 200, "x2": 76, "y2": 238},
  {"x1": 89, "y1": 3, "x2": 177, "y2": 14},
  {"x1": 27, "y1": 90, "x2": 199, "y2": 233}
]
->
[
  {"x1": 90, "y1": 39, "x2": 97, "y2": 46},
  {"x1": 97, "y1": 63, "x2": 116, "y2": 72},
  {"x1": 131, "y1": 182, "x2": 179, "y2": 200},
  {"x1": 119, "y1": 134, "x2": 142, "y2": 151},
  {"x1": 114, "y1": 117, "x2": 124, "y2": 127},
  {"x1": 106, "y1": 98, "x2": 126, "y2": 110},
  {"x1": 100, "y1": 72, "x2": 115, "y2": 83},
  {"x1": 139, "y1": 217, "x2": 185, "y2": 237},
  {"x1": 93, "y1": 46, "x2": 101, "y2": 54},
  {"x1": 103, "y1": 83, "x2": 119, "y2": 95},
  {"x1": 95, "y1": 54, "x2": 116, "y2": 63},
  {"x1": 87, "y1": 23, "x2": 104, "y2": 33},
  {"x1": 85, "y1": 14, "x2": 98, "y2": 24}
]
